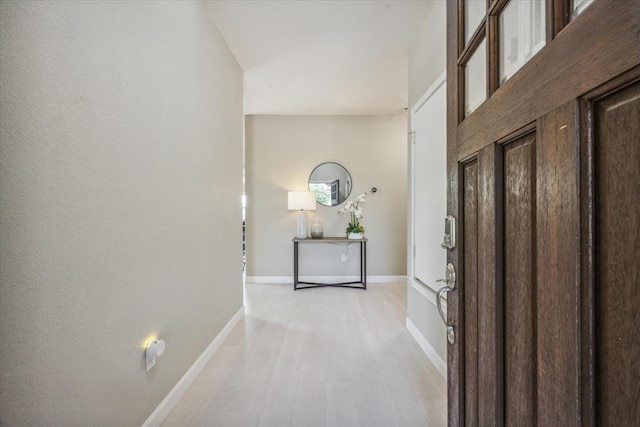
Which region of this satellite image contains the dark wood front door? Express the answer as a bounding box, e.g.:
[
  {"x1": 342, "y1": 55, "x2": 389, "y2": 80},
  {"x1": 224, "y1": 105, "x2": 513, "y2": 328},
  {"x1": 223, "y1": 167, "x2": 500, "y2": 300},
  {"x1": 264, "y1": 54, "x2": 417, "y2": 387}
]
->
[{"x1": 446, "y1": 1, "x2": 640, "y2": 425}]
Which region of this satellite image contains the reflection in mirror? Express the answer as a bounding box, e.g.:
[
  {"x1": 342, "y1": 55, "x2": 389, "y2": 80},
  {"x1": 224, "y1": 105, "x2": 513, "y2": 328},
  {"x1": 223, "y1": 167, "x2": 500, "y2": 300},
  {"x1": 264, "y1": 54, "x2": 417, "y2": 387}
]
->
[{"x1": 308, "y1": 162, "x2": 352, "y2": 207}]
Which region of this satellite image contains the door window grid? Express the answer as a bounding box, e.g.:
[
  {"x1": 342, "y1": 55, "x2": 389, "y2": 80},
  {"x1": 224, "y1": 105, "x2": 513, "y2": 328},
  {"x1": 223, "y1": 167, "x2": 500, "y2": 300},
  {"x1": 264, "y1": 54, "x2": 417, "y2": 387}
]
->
[{"x1": 458, "y1": 0, "x2": 567, "y2": 122}]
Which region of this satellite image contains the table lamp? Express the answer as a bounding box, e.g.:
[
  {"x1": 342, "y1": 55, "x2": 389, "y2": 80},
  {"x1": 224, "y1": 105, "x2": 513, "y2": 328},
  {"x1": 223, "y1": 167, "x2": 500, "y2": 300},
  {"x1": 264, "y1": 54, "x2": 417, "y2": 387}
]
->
[{"x1": 288, "y1": 191, "x2": 317, "y2": 239}]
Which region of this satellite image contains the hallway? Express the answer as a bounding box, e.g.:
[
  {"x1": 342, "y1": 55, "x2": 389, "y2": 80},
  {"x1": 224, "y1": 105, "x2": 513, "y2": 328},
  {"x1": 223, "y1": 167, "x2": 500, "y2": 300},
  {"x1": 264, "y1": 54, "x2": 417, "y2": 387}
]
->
[{"x1": 164, "y1": 282, "x2": 447, "y2": 426}]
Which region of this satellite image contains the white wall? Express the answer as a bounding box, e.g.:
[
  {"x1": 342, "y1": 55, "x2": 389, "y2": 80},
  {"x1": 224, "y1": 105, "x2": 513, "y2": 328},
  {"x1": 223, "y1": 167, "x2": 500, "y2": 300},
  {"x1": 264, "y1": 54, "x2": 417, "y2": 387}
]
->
[
  {"x1": 245, "y1": 115, "x2": 407, "y2": 279},
  {"x1": 0, "y1": 2, "x2": 243, "y2": 425},
  {"x1": 407, "y1": 0, "x2": 448, "y2": 367},
  {"x1": 408, "y1": 1, "x2": 447, "y2": 108}
]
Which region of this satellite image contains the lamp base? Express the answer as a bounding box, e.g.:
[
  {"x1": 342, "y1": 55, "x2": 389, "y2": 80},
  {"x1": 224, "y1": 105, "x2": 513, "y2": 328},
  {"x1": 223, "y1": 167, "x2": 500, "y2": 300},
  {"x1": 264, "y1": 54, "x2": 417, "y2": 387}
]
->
[{"x1": 296, "y1": 211, "x2": 308, "y2": 239}]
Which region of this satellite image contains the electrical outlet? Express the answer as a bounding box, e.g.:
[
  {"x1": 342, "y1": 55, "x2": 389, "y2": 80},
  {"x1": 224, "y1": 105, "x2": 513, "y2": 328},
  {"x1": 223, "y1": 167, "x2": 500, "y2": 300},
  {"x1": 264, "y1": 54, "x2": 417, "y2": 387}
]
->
[{"x1": 341, "y1": 253, "x2": 347, "y2": 262}]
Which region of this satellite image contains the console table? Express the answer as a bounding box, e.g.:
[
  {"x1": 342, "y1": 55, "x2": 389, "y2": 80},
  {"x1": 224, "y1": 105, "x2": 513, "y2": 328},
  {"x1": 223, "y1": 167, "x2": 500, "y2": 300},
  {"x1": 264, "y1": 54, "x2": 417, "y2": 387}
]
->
[{"x1": 292, "y1": 237, "x2": 367, "y2": 290}]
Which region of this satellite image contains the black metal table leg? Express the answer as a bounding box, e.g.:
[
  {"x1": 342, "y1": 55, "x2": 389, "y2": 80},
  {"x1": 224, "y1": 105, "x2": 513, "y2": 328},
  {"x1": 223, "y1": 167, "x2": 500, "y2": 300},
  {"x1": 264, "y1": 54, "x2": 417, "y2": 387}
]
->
[
  {"x1": 363, "y1": 240, "x2": 367, "y2": 290},
  {"x1": 359, "y1": 241, "x2": 363, "y2": 284},
  {"x1": 293, "y1": 241, "x2": 298, "y2": 290}
]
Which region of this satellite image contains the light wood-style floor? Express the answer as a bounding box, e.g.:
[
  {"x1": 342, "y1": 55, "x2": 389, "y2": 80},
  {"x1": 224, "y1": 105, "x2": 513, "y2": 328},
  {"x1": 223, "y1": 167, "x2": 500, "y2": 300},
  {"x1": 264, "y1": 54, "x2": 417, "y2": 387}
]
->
[{"x1": 163, "y1": 282, "x2": 447, "y2": 426}]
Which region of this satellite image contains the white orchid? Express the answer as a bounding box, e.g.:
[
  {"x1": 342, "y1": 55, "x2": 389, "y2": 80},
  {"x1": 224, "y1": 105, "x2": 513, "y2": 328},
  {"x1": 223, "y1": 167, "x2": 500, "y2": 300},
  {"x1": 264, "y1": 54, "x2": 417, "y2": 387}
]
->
[{"x1": 338, "y1": 192, "x2": 367, "y2": 235}]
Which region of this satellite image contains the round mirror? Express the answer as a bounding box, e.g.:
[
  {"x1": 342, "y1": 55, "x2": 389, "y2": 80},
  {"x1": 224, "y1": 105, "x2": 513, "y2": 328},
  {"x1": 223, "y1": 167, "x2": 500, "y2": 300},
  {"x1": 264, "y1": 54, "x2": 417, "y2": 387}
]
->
[{"x1": 308, "y1": 162, "x2": 352, "y2": 207}]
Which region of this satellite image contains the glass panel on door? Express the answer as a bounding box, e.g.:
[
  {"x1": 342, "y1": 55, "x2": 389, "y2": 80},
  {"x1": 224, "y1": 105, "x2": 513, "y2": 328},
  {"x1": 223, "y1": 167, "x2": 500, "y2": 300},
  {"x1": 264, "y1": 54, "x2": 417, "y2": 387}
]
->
[
  {"x1": 572, "y1": 0, "x2": 594, "y2": 17},
  {"x1": 499, "y1": 0, "x2": 546, "y2": 85},
  {"x1": 465, "y1": 38, "x2": 487, "y2": 116},
  {"x1": 465, "y1": 0, "x2": 486, "y2": 44}
]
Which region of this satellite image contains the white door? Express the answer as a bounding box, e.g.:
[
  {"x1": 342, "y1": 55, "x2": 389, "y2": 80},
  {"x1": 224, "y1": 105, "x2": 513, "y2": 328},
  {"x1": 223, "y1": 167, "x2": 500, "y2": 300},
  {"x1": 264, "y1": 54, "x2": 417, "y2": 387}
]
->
[{"x1": 411, "y1": 76, "x2": 447, "y2": 292}]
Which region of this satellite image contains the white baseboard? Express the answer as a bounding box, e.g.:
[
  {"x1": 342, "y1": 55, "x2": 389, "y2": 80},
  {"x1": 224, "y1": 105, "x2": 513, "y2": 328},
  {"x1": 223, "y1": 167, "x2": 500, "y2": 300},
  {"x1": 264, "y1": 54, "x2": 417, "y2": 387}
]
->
[
  {"x1": 406, "y1": 317, "x2": 447, "y2": 380},
  {"x1": 246, "y1": 275, "x2": 406, "y2": 284},
  {"x1": 142, "y1": 307, "x2": 245, "y2": 426},
  {"x1": 245, "y1": 276, "x2": 290, "y2": 284}
]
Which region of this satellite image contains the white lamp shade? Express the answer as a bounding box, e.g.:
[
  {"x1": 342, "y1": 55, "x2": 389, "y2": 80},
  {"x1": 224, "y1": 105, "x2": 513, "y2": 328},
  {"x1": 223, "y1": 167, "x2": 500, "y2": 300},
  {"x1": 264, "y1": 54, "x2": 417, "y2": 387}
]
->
[{"x1": 288, "y1": 191, "x2": 317, "y2": 211}]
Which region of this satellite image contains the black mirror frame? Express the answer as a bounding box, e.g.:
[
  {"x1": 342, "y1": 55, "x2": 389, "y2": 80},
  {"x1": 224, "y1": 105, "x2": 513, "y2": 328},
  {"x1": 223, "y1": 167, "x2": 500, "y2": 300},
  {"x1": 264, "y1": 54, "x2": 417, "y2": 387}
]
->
[{"x1": 308, "y1": 162, "x2": 352, "y2": 207}]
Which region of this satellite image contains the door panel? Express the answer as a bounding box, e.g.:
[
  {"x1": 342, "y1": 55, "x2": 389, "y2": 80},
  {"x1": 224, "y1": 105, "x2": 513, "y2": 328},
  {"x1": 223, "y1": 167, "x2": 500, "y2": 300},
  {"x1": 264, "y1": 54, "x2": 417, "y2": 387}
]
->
[
  {"x1": 536, "y1": 101, "x2": 581, "y2": 425},
  {"x1": 595, "y1": 80, "x2": 640, "y2": 425},
  {"x1": 462, "y1": 160, "x2": 478, "y2": 426},
  {"x1": 503, "y1": 132, "x2": 536, "y2": 426},
  {"x1": 477, "y1": 145, "x2": 503, "y2": 423}
]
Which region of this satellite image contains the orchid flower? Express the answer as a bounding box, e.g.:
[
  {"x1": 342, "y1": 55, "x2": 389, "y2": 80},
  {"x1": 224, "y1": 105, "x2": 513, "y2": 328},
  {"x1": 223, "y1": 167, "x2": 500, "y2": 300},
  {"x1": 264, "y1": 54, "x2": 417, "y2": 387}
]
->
[{"x1": 338, "y1": 192, "x2": 367, "y2": 235}]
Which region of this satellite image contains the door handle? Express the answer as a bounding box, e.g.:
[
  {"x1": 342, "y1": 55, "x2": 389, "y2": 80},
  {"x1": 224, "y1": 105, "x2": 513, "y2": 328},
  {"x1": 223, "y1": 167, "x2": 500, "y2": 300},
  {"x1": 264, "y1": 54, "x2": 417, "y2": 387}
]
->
[{"x1": 436, "y1": 263, "x2": 456, "y2": 344}]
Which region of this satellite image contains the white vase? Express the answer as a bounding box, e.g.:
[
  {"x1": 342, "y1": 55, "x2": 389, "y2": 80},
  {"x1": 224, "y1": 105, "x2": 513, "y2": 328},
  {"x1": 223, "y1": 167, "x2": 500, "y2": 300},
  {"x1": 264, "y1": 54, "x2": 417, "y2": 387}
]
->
[
  {"x1": 310, "y1": 216, "x2": 324, "y2": 238},
  {"x1": 348, "y1": 232, "x2": 363, "y2": 240}
]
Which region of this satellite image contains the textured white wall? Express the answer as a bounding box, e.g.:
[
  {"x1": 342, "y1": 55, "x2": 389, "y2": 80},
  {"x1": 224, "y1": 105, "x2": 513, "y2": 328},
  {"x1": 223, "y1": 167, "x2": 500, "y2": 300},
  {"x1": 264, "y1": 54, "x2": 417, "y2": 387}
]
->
[
  {"x1": 407, "y1": 1, "x2": 448, "y2": 364},
  {"x1": 408, "y1": 1, "x2": 447, "y2": 108},
  {"x1": 0, "y1": 1, "x2": 243, "y2": 425},
  {"x1": 245, "y1": 115, "x2": 407, "y2": 278}
]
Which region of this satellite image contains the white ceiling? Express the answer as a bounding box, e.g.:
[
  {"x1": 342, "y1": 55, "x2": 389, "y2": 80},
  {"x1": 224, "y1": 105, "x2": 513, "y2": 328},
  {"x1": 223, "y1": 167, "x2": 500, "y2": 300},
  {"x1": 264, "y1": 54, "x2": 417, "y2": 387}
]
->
[{"x1": 205, "y1": 1, "x2": 433, "y2": 115}]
